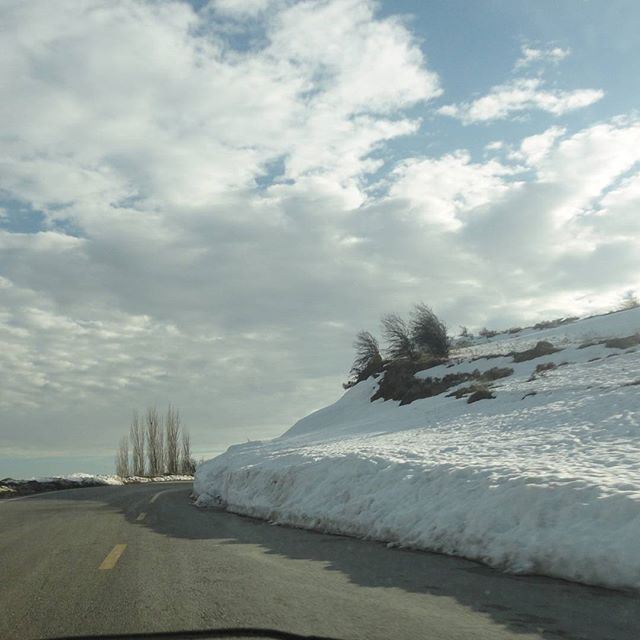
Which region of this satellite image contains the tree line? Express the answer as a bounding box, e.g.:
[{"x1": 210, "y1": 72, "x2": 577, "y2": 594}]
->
[
  {"x1": 115, "y1": 405, "x2": 196, "y2": 477},
  {"x1": 347, "y1": 303, "x2": 449, "y2": 386}
]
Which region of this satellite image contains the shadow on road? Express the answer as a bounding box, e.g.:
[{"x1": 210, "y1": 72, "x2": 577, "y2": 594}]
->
[{"x1": 28, "y1": 483, "x2": 640, "y2": 640}]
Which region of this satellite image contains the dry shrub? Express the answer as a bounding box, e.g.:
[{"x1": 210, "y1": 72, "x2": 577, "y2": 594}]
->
[
  {"x1": 467, "y1": 387, "x2": 496, "y2": 403},
  {"x1": 535, "y1": 362, "x2": 557, "y2": 374},
  {"x1": 381, "y1": 314, "x2": 417, "y2": 361},
  {"x1": 410, "y1": 303, "x2": 450, "y2": 358},
  {"x1": 448, "y1": 383, "x2": 496, "y2": 402},
  {"x1": 482, "y1": 366, "x2": 514, "y2": 381},
  {"x1": 350, "y1": 330, "x2": 384, "y2": 384}
]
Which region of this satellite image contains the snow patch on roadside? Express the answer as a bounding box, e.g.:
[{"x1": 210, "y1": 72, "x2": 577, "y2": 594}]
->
[{"x1": 0, "y1": 473, "x2": 193, "y2": 499}]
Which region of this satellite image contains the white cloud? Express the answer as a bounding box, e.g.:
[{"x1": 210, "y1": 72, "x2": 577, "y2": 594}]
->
[
  {"x1": 386, "y1": 152, "x2": 518, "y2": 230},
  {"x1": 515, "y1": 44, "x2": 570, "y2": 69},
  {"x1": 438, "y1": 78, "x2": 603, "y2": 124},
  {"x1": 593, "y1": 171, "x2": 640, "y2": 237},
  {"x1": 461, "y1": 120, "x2": 640, "y2": 268},
  {"x1": 535, "y1": 121, "x2": 640, "y2": 224},
  {"x1": 0, "y1": 0, "x2": 440, "y2": 213},
  {"x1": 509, "y1": 126, "x2": 566, "y2": 166}
]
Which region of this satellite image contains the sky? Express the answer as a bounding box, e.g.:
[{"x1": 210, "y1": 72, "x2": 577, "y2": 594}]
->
[{"x1": 1, "y1": 0, "x2": 639, "y2": 477}]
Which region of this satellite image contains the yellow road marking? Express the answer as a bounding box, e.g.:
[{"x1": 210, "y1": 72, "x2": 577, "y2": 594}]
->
[
  {"x1": 136, "y1": 512, "x2": 146, "y2": 521},
  {"x1": 99, "y1": 544, "x2": 127, "y2": 570}
]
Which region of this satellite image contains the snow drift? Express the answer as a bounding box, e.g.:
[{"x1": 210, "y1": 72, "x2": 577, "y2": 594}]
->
[{"x1": 194, "y1": 308, "x2": 640, "y2": 591}]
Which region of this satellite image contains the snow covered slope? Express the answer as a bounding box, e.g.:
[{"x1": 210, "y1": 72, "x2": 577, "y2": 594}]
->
[{"x1": 194, "y1": 308, "x2": 640, "y2": 591}]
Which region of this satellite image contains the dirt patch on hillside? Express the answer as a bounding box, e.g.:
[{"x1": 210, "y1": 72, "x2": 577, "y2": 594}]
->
[
  {"x1": 371, "y1": 362, "x2": 512, "y2": 406},
  {"x1": 604, "y1": 334, "x2": 640, "y2": 349},
  {"x1": 579, "y1": 333, "x2": 640, "y2": 351},
  {"x1": 512, "y1": 341, "x2": 562, "y2": 363}
]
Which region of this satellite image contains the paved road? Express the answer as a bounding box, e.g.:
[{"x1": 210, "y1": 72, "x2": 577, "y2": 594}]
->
[{"x1": 0, "y1": 482, "x2": 638, "y2": 640}]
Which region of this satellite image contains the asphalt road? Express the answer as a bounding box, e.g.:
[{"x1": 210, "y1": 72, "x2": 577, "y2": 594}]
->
[{"x1": 1, "y1": 482, "x2": 638, "y2": 640}]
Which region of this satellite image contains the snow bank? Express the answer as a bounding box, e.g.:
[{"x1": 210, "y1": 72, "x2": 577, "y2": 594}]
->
[
  {"x1": 194, "y1": 308, "x2": 640, "y2": 591},
  {"x1": 121, "y1": 474, "x2": 194, "y2": 483}
]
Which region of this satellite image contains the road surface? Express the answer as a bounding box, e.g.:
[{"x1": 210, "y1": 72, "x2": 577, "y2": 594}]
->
[{"x1": 0, "y1": 482, "x2": 638, "y2": 640}]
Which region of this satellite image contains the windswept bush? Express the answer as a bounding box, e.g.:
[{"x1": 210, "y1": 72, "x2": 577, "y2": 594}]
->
[
  {"x1": 381, "y1": 313, "x2": 416, "y2": 361},
  {"x1": 350, "y1": 330, "x2": 384, "y2": 383},
  {"x1": 410, "y1": 303, "x2": 449, "y2": 358},
  {"x1": 345, "y1": 305, "x2": 450, "y2": 394}
]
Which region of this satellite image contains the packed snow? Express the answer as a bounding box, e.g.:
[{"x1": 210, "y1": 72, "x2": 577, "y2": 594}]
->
[{"x1": 194, "y1": 307, "x2": 640, "y2": 591}]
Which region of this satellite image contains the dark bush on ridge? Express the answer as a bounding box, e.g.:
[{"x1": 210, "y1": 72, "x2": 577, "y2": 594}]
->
[
  {"x1": 410, "y1": 303, "x2": 450, "y2": 358},
  {"x1": 349, "y1": 330, "x2": 384, "y2": 384},
  {"x1": 381, "y1": 313, "x2": 417, "y2": 361},
  {"x1": 371, "y1": 360, "x2": 475, "y2": 405}
]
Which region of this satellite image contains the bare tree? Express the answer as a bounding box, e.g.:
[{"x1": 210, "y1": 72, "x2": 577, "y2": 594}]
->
[
  {"x1": 129, "y1": 410, "x2": 145, "y2": 477},
  {"x1": 180, "y1": 430, "x2": 196, "y2": 475},
  {"x1": 145, "y1": 407, "x2": 164, "y2": 476},
  {"x1": 165, "y1": 404, "x2": 181, "y2": 475},
  {"x1": 381, "y1": 313, "x2": 416, "y2": 361},
  {"x1": 158, "y1": 423, "x2": 165, "y2": 474},
  {"x1": 410, "y1": 303, "x2": 450, "y2": 358},
  {"x1": 115, "y1": 436, "x2": 130, "y2": 478},
  {"x1": 349, "y1": 330, "x2": 383, "y2": 383}
]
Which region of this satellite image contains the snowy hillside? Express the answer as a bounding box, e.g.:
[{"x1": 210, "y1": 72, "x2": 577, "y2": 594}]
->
[{"x1": 194, "y1": 307, "x2": 640, "y2": 591}]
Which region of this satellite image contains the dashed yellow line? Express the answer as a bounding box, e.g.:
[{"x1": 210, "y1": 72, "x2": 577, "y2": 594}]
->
[
  {"x1": 136, "y1": 512, "x2": 146, "y2": 522},
  {"x1": 99, "y1": 544, "x2": 127, "y2": 570}
]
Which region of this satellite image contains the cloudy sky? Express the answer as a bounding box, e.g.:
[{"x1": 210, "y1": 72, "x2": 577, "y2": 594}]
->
[{"x1": 1, "y1": 0, "x2": 639, "y2": 476}]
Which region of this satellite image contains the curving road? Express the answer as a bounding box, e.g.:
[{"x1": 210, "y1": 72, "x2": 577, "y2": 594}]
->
[{"x1": 0, "y1": 482, "x2": 638, "y2": 640}]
